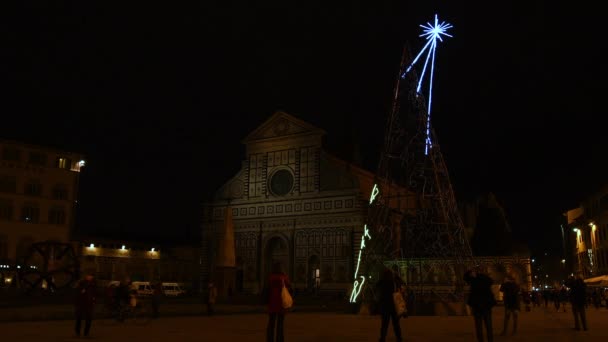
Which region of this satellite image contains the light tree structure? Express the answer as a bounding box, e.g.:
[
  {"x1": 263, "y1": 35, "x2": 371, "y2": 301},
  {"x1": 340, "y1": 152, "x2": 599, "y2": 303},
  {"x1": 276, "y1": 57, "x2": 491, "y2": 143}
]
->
[{"x1": 350, "y1": 14, "x2": 473, "y2": 306}]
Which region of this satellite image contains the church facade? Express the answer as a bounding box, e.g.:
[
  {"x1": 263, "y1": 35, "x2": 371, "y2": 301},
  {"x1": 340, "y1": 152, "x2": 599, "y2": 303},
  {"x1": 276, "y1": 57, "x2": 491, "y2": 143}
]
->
[
  {"x1": 201, "y1": 112, "x2": 375, "y2": 294},
  {"x1": 200, "y1": 112, "x2": 532, "y2": 299}
]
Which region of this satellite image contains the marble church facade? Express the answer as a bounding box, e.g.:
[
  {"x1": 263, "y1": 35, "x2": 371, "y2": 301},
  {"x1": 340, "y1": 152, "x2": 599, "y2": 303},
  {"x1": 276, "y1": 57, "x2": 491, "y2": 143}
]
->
[{"x1": 201, "y1": 112, "x2": 375, "y2": 294}]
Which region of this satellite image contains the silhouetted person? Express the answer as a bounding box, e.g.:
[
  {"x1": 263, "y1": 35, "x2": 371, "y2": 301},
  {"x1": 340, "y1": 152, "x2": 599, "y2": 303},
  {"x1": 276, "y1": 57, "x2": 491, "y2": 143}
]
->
[
  {"x1": 568, "y1": 277, "x2": 588, "y2": 331},
  {"x1": 207, "y1": 282, "x2": 218, "y2": 316},
  {"x1": 152, "y1": 282, "x2": 162, "y2": 318},
  {"x1": 376, "y1": 266, "x2": 404, "y2": 342},
  {"x1": 591, "y1": 289, "x2": 600, "y2": 309},
  {"x1": 465, "y1": 269, "x2": 496, "y2": 342},
  {"x1": 552, "y1": 289, "x2": 561, "y2": 312},
  {"x1": 559, "y1": 286, "x2": 568, "y2": 312},
  {"x1": 114, "y1": 277, "x2": 131, "y2": 322},
  {"x1": 74, "y1": 273, "x2": 96, "y2": 338},
  {"x1": 265, "y1": 262, "x2": 291, "y2": 342},
  {"x1": 499, "y1": 276, "x2": 520, "y2": 336}
]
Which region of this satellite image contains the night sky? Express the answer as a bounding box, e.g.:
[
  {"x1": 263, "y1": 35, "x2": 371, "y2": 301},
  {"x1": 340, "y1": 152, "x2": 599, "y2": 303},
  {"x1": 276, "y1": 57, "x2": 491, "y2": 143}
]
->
[{"x1": 3, "y1": 2, "x2": 606, "y2": 255}]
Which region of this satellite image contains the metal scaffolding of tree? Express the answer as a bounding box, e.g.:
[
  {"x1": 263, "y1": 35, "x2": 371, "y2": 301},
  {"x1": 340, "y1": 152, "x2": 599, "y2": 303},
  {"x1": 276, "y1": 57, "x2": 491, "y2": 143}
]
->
[{"x1": 350, "y1": 15, "x2": 474, "y2": 308}]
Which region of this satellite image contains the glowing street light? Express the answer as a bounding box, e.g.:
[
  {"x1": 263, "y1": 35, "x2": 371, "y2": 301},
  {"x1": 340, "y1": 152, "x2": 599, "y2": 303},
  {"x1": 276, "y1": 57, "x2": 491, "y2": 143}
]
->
[
  {"x1": 121, "y1": 245, "x2": 126, "y2": 250},
  {"x1": 89, "y1": 243, "x2": 95, "y2": 248},
  {"x1": 572, "y1": 228, "x2": 579, "y2": 233}
]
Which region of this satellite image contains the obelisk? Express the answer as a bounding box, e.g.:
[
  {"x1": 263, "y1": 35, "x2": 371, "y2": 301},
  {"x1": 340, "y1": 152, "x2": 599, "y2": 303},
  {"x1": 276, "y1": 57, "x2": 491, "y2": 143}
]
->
[{"x1": 214, "y1": 206, "x2": 236, "y2": 296}]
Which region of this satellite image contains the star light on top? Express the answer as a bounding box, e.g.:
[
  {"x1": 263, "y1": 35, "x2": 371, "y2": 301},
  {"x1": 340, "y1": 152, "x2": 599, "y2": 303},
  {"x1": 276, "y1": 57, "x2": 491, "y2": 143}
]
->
[
  {"x1": 402, "y1": 14, "x2": 453, "y2": 155},
  {"x1": 420, "y1": 15, "x2": 453, "y2": 42}
]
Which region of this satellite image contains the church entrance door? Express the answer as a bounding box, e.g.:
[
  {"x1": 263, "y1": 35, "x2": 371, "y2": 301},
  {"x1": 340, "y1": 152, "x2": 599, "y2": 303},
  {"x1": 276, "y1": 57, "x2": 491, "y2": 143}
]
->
[
  {"x1": 264, "y1": 236, "x2": 289, "y2": 279},
  {"x1": 308, "y1": 254, "x2": 320, "y2": 293}
]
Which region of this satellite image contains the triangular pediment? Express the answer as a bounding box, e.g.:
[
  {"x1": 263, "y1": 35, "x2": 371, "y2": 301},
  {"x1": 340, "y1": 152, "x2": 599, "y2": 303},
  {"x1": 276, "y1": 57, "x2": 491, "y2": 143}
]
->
[{"x1": 243, "y1": 111, "x2": 326, "y2": 144}]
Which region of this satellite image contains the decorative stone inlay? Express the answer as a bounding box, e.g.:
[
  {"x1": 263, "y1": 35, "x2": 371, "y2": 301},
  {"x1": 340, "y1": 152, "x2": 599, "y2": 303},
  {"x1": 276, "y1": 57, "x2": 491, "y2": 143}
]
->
[{"x1": 230, "y1": 180, "x2": 244, "y2": 198}]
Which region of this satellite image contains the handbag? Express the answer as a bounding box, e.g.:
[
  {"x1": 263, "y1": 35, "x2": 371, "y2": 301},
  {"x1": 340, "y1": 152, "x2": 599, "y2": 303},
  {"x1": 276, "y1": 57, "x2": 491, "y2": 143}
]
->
[
  {"x1": 281, "y1": 278, "x2": 293, "y2": 309},
  {"x1": 393, "y1": 280, "x2": 407, "y2": 316}
]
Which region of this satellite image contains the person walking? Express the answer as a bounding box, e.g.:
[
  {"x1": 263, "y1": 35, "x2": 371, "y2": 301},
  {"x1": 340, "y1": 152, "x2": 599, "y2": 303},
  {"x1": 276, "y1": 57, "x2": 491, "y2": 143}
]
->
[
  {"x1": 464, "y1": 268, "x2": 496, "y2": 342},
  {"x1": 74, "y1": 272, "x2": 97, "y2": 338},
  {"x1": 376, "y1": 266, "x2": 405, "y2": 342},
  {"x1": 552, "y1": 289, "x2": 561, "y2": 312},
  {"x1": 569, "y1": 277, "x2": 588, "y2": 331},
  {"x1": 499, "y1": 276, "x2": 520, "y2": 336},
  {"x1": 207, "y1": 282, "x2": 218, "y2": 316},
  {"x1": 151, "y1": 282, "x2": 162, "y2": 318},
  {"x1": 265, "y1": 261, "x2": 291, "y2": 342},
  {"x1": 559, "y1": 286, "x2": 569, "y2": 312}
]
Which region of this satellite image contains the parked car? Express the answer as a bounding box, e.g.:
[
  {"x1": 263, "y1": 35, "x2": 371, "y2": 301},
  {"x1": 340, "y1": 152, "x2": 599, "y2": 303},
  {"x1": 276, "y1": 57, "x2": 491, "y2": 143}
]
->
[
  {"x1": 161, "y1": 282, "x2": 186, "y2": 297},
  {"x1": 132, "y1": 281, "x2": 154, "y2": 296}
]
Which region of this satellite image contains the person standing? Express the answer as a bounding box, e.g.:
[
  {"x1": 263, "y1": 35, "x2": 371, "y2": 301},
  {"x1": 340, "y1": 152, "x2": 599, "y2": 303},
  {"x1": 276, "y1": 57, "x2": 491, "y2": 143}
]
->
[
  {"x1": 569, "y1": 277, "x2": 588, "y2": 331},
  {"x1": 207, "y1": 282, "x2": 218, "y2": 316},
  {"x1": 376, "y1": 266, "x2": 405, "y2": 342},
  {"x1": 499, "y1": 276, "x2": 520, "y2": 336},
  {"x1": 152, "y1": 282, "x2": 162, "y2": 318},
  {"x1": 464, "y1": 268, "x2": 496, "y2": 342},
  {"x1": 74, "y1": 272, "x2": 97, "y2": 338},
  {"x1": 265, "y1": 262, "x2": 291, "y2": 342}
]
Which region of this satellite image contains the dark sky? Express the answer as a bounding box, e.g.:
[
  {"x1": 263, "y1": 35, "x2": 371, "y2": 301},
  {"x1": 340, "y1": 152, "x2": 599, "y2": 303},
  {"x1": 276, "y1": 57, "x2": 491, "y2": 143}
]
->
[{"x1": 3, "y1": 2, "x2": 606, "y2": 254}]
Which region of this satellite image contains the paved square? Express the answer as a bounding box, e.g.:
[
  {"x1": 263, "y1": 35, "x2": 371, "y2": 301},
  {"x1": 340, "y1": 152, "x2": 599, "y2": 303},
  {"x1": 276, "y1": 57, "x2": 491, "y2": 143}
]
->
[{"x1": 2, "y1": 306, "x2": 608, "y2": 341}]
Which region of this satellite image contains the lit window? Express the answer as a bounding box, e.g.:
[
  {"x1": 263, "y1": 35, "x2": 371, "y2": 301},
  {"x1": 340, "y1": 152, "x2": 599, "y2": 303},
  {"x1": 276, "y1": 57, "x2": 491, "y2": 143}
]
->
[{"x1": 56, "y1": 157, "x2": 72, "y2": 169}]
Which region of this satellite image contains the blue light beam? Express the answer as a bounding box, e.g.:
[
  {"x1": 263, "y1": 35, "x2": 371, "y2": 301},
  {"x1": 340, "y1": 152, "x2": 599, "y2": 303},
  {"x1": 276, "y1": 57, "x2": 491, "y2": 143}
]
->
[{"x1": 402, "y1": 14, "x2": 453, "y2": 155}]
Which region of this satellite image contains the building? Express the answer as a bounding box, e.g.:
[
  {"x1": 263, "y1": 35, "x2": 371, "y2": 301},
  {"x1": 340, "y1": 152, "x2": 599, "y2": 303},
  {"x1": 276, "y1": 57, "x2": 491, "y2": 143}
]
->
[
  {"x1": 564, "y1": 185, "x2": 608, "y2": 282},
  {"x1": 78, "y1": 237, "x2": 199, "y2": 290},
  {"x1": 0, "y1": 140, "x2": 84, "y2": 272},
  {"x1": 201, "y1": 112, "x2": 532, "y2": 298},
  {"x1": 201, "y1": 112, "x2": 381, "y2": 295}
]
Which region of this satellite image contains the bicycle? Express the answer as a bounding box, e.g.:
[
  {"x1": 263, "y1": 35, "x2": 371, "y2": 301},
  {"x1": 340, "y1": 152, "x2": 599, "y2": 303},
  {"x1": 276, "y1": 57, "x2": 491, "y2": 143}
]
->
[{"x1": 100, "y1": 298, "x2": 152, "y2": 326}]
